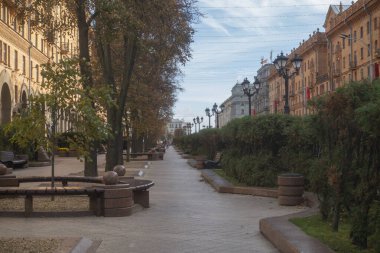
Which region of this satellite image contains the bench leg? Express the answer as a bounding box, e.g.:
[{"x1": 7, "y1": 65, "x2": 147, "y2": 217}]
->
[
  {"x1": 25, "y1": 195, "x2": 33, "y2": 217},
  {"x1": 134, "y1": 190, "x2": 150, "y2": 208},
  {"x1": 89, "y1": 195, "x2": 103, "y2": 216}
]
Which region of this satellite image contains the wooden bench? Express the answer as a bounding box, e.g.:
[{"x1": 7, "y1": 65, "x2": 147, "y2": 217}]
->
[
  {"x1": 204, "y1": 152, "x2": 223, "y2": 169},
  {"x1": 0, "y1": 176, "x2": 155, "y2": 217},
  {"x1": 0, "y1": 151, "x2": 28, "y2": 169},
  {"x1": 0, "y1": 186, "x2": 105, "y2": 217},
  {"x1": 129, "y1": 152, "x2": 160, "y2": 160}
]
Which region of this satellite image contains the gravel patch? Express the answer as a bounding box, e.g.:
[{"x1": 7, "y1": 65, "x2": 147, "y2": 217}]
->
[
  {"x1": 0, "y1": 238, "x2": 61, "y2": 253},
  {"x1": 0, "y1": 196, "x2": 89, "y2": 211}
]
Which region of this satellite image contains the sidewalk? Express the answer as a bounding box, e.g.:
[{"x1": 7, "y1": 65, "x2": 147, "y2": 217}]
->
[{"x1": 0, "y1": 147, "x2": 302, "y2": 253}]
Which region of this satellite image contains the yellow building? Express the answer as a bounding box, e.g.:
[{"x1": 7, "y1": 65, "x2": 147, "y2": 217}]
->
[
  {"x1": 324, "y1": 0, "x2": 380, "y2": 89},
  {"x1": 289, "y1": 29, "x2": 328, "y2": 116},
  {"x1": 267, "y1": 65, "x2": 283, "y2": 114},
  {"x1": 267, "y1": 30, "x2": 328, "y2": 115},
  {"x1": 267, "y1": 0, "x2": 380, "y2": 117},
  {"x1": 0, "y1": 0, "x2": 78, "y2": 131}
]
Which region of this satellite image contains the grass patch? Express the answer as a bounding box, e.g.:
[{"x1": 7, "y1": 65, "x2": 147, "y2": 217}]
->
[
  {"x1": 213, "y1": 169, "x2": 248, "y2": 187},
  {"x1": 290, "y1": 215, "x2": 375, "y2": 253}
]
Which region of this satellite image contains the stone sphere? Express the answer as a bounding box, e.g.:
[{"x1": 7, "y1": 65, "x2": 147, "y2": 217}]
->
[
  {"x1": 0, "y1": 164, "x2": 7, "y2": 175},
  {"x1": 113, "y1": 165, "x2": 126, "y2": 176},
  {"x1": 103, "y1": 171, "x2": 119, "y2": 185}
]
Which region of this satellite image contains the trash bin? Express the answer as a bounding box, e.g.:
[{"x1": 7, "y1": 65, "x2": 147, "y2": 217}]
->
[{"x1": 277, "y1": 173, "x2": 304, "y2": 206}]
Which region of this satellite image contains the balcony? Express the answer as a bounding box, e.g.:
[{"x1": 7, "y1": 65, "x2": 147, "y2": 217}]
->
[
  {"x1": 376, "y1": 49, "x2": 380, "y2": 58},
  {"x1": 349, "y1": 61, "x2": 358, "y2": 70},
  {"x1": 333, "y1": 68, "x2": 341, "y2": 77}
]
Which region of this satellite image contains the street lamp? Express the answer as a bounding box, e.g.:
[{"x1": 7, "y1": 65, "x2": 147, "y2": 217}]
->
[
  {"x1": 273, "y1": 52, "x2": 302, "y2": 114},
  {"x1": 205, "y1": 107, "x2": 214, "y2": 128},
  {"x1": 193, "y1": 118, "x2": 197, "y2": 133},
  {"x1": 186, "y1": 122, "x2": 192, "y2": 134},
  {"x1": 241, "y1": 77, "x2": 261, "y2": 116},
  {"x1": 193, "y1": 116, "x2": 203, "y2": 133},
  {"x1": 212, "y1": 103, "x2": 224, "y2": 128}
]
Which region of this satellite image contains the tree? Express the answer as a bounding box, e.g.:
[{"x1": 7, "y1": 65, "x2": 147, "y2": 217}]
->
[
  {"x1": 14, "y1": 0, "x2": 199, "y2": 172},
  {"x1": 6, "y1": 58, "x2": 110, "y2": 178},
  {"x1": 93, "y1": 0, "x2": 198, "y2": 170},
  {"x1": 14, "y1": 0, "x2": 102, "y2": 176}
]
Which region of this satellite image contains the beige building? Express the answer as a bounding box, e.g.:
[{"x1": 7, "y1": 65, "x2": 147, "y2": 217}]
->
[
  {"x1": 0, "y1": 1, "x2": 78, "y2": 131},
  {"x1": 289, "y1": 29, "x2": 328, "y2": 116},
  {"x1": 325, "y1": 0, "x2": 380, "y2": 88},
  {"x1": 267, "y1": 0, "x2": 380, "y2": 117}
]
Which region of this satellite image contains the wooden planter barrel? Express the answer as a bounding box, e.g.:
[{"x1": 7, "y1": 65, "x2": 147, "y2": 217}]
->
[
  {"x1": 195, "y1": 155, "x2": 206, "y2": 169},
  {"x1": 277, "y1": 173, "x2": 304, "y2": 206}
]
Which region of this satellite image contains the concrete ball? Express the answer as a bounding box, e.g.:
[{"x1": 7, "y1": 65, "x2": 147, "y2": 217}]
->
[
  {"x1": 113, "y1": 165, "x2": 126, "y2": 176},
  {"x1": 103, "y1": 171, "x2": 119, "y2": 185},
  {"x1": 0, "y1": 164, "x2": 7, "y2": 175}
]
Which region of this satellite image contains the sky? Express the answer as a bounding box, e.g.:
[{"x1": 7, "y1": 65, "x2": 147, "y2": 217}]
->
[{"x1": 173, "y1": 0, "x2": 353, "y2": 128}]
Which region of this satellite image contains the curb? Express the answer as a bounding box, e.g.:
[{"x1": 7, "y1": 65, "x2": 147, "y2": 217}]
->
[
  {"x1": 200, "y1": 169, "x2": 335, "y2": 253},
  {"x1": 201, "y1": 169, "x2": 277, "y2": 197}
]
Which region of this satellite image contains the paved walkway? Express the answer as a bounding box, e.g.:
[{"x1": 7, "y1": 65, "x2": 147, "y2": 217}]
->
[{"x1": 0, "y1": 147, "x2": 303, "y2": 253}]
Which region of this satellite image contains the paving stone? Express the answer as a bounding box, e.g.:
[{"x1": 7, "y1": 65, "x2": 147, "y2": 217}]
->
[{"x1": 0, "y1": 150, "x2": 303, "y2": 252}]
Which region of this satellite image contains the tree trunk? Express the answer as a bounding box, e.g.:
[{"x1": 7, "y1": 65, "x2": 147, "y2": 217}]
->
[
  {"x1": 76, "y1": 0, "x2": 97, "y2": 176},
  {"x1": 105, "y1": 33, "x2": 138, "y2": 170}
]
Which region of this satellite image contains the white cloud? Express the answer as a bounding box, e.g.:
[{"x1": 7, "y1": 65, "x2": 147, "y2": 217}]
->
[{"x1": 174, "y1": 0, "x2": 355, "y2": 122}]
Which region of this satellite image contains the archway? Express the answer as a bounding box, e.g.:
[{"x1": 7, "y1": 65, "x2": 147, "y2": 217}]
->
[{"x1": 1, "y1": 83, "x2": 12, "y2": 125}]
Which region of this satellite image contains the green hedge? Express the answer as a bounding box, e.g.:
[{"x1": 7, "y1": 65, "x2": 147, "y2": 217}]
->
[{"x1": 173, "y1": 80, "x2": 380, "y2": 250}]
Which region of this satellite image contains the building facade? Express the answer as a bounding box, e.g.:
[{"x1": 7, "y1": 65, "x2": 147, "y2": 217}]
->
[
  {"x1": 0, "y1": 1, "x2": 78, "y2": 131},
  {"x1": 265, "y1": 0, "x2": 380, "y2": 117},
  {"x1": 324, "y1": 0, "x2": 380, "y2": 89},
  {"x1": 218, "y1": 82, "x2": 249, "y2": 128},
  {"x1": 254, "y1": 63, "x2": 271, "y2": 115},
  {"x1": 166, "y1": 118, "x2": 186, "y2": 136}
]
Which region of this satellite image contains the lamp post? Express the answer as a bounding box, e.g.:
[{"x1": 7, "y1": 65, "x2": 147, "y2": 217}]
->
[
  {"x1": 205, "y1": 107, "x2": 214, "y2": 128},
  {"x1": 241, "y1": 77, "x2": 261, "y2": 116},
  {"x1": 193, "y1": 118, "x2": 197, "y2": 133},
  {"x1": 273, "y1": 52, "x2": 302, "y2": 114},
  {"x1": 212, "y1": 103, "x2": 224, "y2": 128},
  {"x1": 194, "y1": 116, "x2": 203, "y2": 131},
  {"x1": 186, "y1": 122, "x2": 192, "y2": 134}
]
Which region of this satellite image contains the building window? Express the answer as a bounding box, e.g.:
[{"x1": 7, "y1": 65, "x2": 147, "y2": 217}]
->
[
  {"x1": 14, "y1": 50, "x2": 18, "y2": 70},
  {"x1": 0, "y1": 41, "x2": 2, "y2": 63},
  {"x1": 367, "y1": 21, "x2": 370, "y2": 34},
  {"x1": 15, "y1": 85, "x2": 18, "y2": 103},
  {"x1": 368, "y1": 66, "x2": 371, "y2": 79},
  {"x1": 376, "y1": 40, "x2": 378, "y2": 50},
  {"x1": 36, "y1": 64, "x2": 39, "y2": 82},
  {"x1": 368, "y1": 44, "x2": 371, "y2": 57},
  {"x1": 343, "y1": 56, "x2": 346, "y2": 69},
  {"x1": 360, "y1": 26, "x2": 363, "y2": 38},
  {"x1": 375, "y1": 17, "x2": 378, "y2": 30},
  {"x1": 30, "y1": 60, "x2": 33, "y2": 79},
  {"x1": 342, "y1": 38, "x2": 345, "y2": 49},
  {"x1": 360, "y1": 47, "x2": 364, "y2": 60},
  {"x1": 7, "y1": 45, "x2": 10, "y2": 66},
  {"x1": 241, "y1": 109, "x2": 244, "y2": 115},
  {"x1": 360, "y1": 68, "x2": 364, "y2": 80},
  {"x1": 354, "y1": 31, "x2": 357, "y2": 42},
  {"x1": 2, "y1": 42, "x2": 8, "y2": 66},
  {"x1": 22, "y1": 55, "x2": 26, "y2": 74}
]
